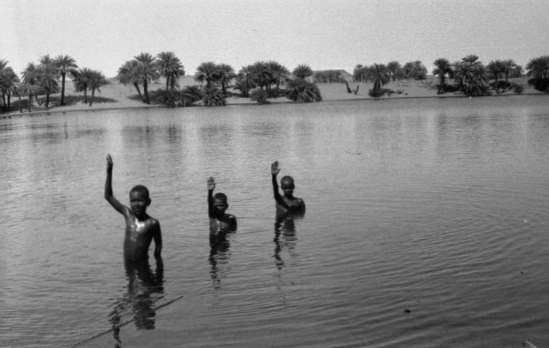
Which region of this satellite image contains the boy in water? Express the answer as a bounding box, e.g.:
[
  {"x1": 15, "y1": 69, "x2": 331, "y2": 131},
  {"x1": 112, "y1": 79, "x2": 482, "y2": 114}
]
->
[
  {"x1": 104, "y1": 154, "x2": 162, "y2": 262},
  {"x1": 271, "y1": 161, "x2": 306, "y2": 215},
  {"x1": 207, "y1": 177, "x2": 237, "y2": 246}
]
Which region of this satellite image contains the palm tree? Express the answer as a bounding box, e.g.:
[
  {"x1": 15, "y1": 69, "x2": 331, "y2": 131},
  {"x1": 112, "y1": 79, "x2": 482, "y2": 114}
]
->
[
  {"x1": 266, "y1": 61, "x2": 289, "y2": 94},
  {"x1": 22, "y1": 63, "x2": 40, "y2": 111},
  {"x1": 72, "y1": 68, "x2": 94, "y2": 103},
  {"x1": 293, "y1": 64, "x2": 313, "y2": 80},
  {"x1": 251, "y1": 61, "x2": 271, "y2": 91},
  {"x1": 0, "y1": 61, "x2": 20, "y2": 112},
  {"x1": 369, "y1": 64, "x2": 390, "y2": 98},
  {"x1": 526, "y1": 56, "x2": 549, "y2": 92},
  {"x1": 134, "y1": 53, "x2": 159, "y2": 104},
  {"x1": 486, "y1": 60, "x2": 505, "y2": 82},
  {"x1": 235, "y1": 66, "x2": 256, "y2": 97},
  {"x1": 37, "y1": 55, "x2": 59, "y2": 108},
  {"x1": 454, "y1": 55, "x2": 489, "y2": 97},
  {"x1": 157, "y1": 51, "x2": 184, "y2": 92},
  {"x1": 87, "y1": 70, "x2": 108, "y2": 106},
  {"x1": 117, "y1": 60, "x2": 144, "y2": 102},
  {"x1": 195, "y1": 62, "x2": 219, "y2": 89},
  {"x1": 402, "y1": 61, "x2": 427, "y2": 80},
  {"x1": 433, "y1": 58, "x2": 453, "y2": 93},
  {"x1": 216, "y1": 64, "x2": 235, "y2": 95},
  {"x1": 54, "y1": 55, "x2": 77, "y2": 105},
  {"x1": 387, "y1": 61, "x2": 402, "y2": 81}
]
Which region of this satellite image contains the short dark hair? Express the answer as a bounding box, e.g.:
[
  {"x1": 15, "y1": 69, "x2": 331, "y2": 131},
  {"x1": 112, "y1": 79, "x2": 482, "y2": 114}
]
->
[
  {"x1": 214, "y1": 192, "x2": 228, "y2": 203},
  {"x1": 130, "y1": 185, "x2": 150, "y2": 199},
  {"x1": 281, "y1": 176, "x2": 295, "y2": 189}
]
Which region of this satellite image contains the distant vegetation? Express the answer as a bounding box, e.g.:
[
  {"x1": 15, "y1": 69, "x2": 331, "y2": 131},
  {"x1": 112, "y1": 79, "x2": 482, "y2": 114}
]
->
[
  {"x1": 353, "y1": 55, "x2": 535, "y2": 98},
  {"x1": 1, "y1": 54, "x2": 108, "y2": 113},
  {"x1": 2, "y1": 53, "x2": 549, "y2": 114}
]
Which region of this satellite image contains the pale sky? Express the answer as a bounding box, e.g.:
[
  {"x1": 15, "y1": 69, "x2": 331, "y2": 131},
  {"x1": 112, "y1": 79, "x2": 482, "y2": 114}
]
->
[{"x1": 2, "y1": 0, "x2": 548, "y2": 78}]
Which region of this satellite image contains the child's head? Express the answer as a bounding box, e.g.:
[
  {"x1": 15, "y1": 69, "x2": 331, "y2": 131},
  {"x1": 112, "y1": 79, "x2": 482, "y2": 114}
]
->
[
  {"x1": 129, "y1": 185, "x2": 151, "y2": 217},
  {"x1": 280, "y1": 176, "x2": 295, "y2": 197},
  {"x1": 213, "y1": 192, "x2": 229, "y2": 214}
]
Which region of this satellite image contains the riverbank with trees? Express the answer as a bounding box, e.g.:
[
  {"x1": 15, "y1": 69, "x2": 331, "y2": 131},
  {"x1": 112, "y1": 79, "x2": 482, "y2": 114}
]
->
[{"x1": 1, "y1": 54, "x2": 548, "y2": 117}]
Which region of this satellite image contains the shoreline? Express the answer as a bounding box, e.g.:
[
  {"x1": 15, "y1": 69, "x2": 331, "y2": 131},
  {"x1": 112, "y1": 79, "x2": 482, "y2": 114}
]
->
[
  {"x1": 1, "y1": 92, "x2": 544, "y2": 120},
  {"x1": 1, "y1": 79, "x2": 545, "y2": 120}
]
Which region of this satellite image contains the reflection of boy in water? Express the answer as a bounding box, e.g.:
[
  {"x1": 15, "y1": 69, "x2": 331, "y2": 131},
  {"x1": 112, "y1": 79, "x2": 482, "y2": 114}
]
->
[
  {"x1": 104, "y1": 154, "x2": 162, "y2": 262},
  {"x1": 207, "y1": 177, "x2": 237, "y2": 248},
  {"x1": 271, "y1": 161, "x2": 305, "y2": 215},
  {"x1": 110, "y1": 258, "x2": 164, "y2": 346}
]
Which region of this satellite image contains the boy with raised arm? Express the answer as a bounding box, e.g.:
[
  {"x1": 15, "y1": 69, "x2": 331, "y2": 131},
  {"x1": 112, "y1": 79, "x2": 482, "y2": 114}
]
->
[
  {"x1": 104, "y1": 154, "x2": 162, "y2": 262},
  {"x1": 207, "y1": 177, "x2": 237, "y2": 245},
  {"x1": 271, "y1": 161, "x2": 306, "y2": 215}
]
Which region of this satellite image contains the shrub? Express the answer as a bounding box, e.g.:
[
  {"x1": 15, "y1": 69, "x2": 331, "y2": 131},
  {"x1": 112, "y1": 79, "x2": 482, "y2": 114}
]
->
[
  {"x1": 528, "y1": 78, "x2": 549, "y2": 93},
  {"x1": 180, "y1": 86, "x2": 203, "y2": 106},
  {"x1": 368, "y1": 88, "x2": 394, "y2": 98},
  {"x1": 489, "y1": 80, "x2": 512, "y2": 94},
  {"x1": 512, "y1": 83, "x2": 524, "y2": 94},
  {"x1": 249, "y1": 88, "x2": 269, "y2": 104},
  {"x1": 202, "y1": 86, "x2": 226, "y2": 106},
  {"x1": 286, "y1": 79, "x2": 322, "y2": 103}
]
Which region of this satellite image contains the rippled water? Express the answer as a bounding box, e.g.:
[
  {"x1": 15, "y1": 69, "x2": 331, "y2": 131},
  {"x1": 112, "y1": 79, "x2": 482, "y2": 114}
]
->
[{"x1": 1, "y1": 96, "x2": 549, "y2": 348}]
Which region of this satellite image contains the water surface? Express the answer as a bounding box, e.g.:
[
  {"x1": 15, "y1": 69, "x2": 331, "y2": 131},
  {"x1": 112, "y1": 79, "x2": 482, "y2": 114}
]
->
[{"x1": 1, "y1": 96, "x2": 549, "y2": 347}]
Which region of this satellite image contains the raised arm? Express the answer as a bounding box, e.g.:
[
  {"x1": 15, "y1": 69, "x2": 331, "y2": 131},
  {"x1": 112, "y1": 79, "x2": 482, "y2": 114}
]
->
[
  {"x1": 104, "y1": 154, "x2": 129, "y2": 216},
  {"x1": 153, "y1": 222, "x2": 162, "y2": 260},
  {"x1": 271, "y1": 161, "x2": 289, "y2": 209},
  {"x1": 207, "y1": 177, "x2": 215, "y2": 218}
]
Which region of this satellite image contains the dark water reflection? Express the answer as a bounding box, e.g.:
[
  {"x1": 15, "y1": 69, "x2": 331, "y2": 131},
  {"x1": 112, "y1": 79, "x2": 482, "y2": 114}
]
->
[
  {"x1": 107, "y1": 258, "x2": 164, "y2": 348},
  {"x1": 2, "y1": 97, "x2": 549, "y2": 347},
  {"x1": 273, "y1": 212, "x2": 302, "y2": 270}
]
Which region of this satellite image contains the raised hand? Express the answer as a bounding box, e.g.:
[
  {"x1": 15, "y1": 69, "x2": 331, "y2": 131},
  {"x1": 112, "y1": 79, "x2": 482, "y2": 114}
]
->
[
  {"x1": 271, "y1": 161, "x2": 280, "y2": 175},
  {"x1": 207, "y1": 177, "x2": 216, "y2": 191},
  {"x1": 106, "y1": 154, "x2": 113, "y2": 171}
]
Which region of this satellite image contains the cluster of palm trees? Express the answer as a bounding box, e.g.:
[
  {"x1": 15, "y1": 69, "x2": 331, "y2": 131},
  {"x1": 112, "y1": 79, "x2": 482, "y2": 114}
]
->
[
  {"x1": 116, "y1": 55, "x2": 323, "y2": 106},
  {"x1": 350, "y1": 55, "x2": 531, "y2": 98},
  {"x1": 3, "y1": 52, "x2": 549, "y2": 114},
  {"x1": 233, "y1": 61, "x2": 290, "y2": 98},
  {"x1": 117, "y1": 52, "x2": 184, "y2": 105},
  {"x1": 0, "y1": 55, "x2": 108, "y2": 113},
  {"x1": 433, "y1": 55, "x2": 523, "y2": 96}
]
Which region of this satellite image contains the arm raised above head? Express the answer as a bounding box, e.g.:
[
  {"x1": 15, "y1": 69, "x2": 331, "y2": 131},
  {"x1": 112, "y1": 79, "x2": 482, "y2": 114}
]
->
[
  {"x1": 104, "y1": 154, "x2": 129, "y2": 216},
  {"x1": 207, "y1": 177, "x2": 215, "y2": 218},
  {"x1": 271, "y1": 161, "x2": 288, "y2": 209}
]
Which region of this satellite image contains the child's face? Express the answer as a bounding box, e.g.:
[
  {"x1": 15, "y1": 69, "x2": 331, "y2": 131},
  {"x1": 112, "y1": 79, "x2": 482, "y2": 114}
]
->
[
  {"x1": 130, "y1": 190, "x2": 150, "y2": 216},
  {"x1": 281, "y1": 182, "x2": 294, "y2": 197},
  {"x1": 213, "y1": 198, "x2": 228, "y2": 214}
]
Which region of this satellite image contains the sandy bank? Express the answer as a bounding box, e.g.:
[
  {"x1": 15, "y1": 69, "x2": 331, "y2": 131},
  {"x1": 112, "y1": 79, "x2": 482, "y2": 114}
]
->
[{"x1": 1, "y1": 76, "x2": 543, "y2": 120}]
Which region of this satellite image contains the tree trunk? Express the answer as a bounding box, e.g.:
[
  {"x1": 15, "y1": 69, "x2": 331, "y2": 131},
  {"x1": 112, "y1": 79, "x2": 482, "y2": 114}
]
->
[
  {"x1": 28, "y1": 94, "x2": 33, "y2": 112},
  {"x1": 133, "y1": 83, "x2": 144, "y2": 102},
  {"x1": 84, "y1": 88, "x2": 88, "y2": 103},
  {"x1": 45, "y1": 93, "x2": 50, "y2": 108},
  {"x1": 89, "y1": 88, "x2": 95, "y2": 106},
  {"x1": 166, "y1": 76, "x2": 169, "y2": 91},
  {"x1": 61, "y1": 73, "x2": 66, "y2": 105},
  {"x1": 143, "y1": 80, "x2": 150, "y2": 104},
  {"x1": 7, "y1": 93, "x2": 11, "y2": 110},
  {"x1": 18, "y1": 94, "x2": 23, "y2": 113}
]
